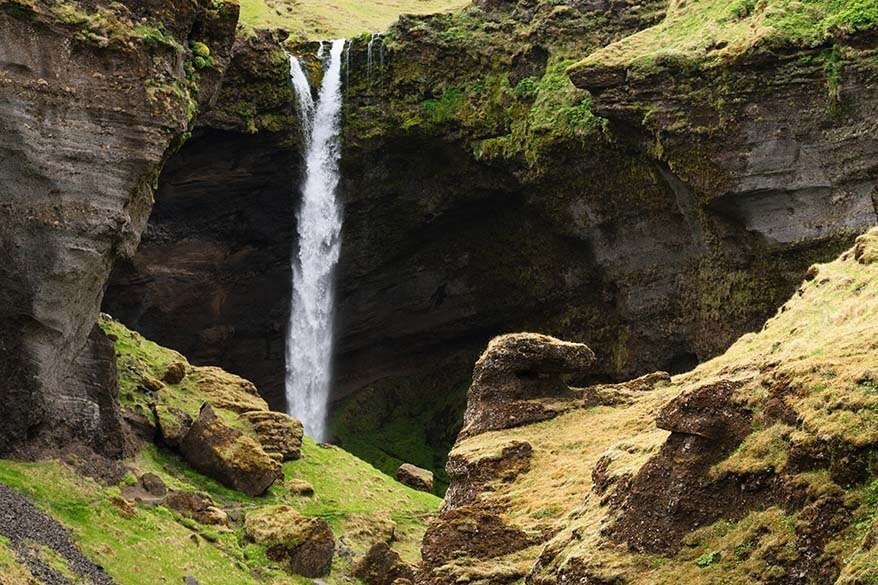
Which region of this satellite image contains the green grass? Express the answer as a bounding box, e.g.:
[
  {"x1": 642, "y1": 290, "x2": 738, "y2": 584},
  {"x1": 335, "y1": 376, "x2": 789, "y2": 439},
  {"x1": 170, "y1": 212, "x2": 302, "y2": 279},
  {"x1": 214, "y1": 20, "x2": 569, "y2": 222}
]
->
[
  {"x1": 238, "y1": 0, "x2": 469, "y2": 39},
  {"x1": 0, "y1": 436, "x2": 439, "y2": 583},
  {"x1": 572, "y1": 0, "x2": 878, "y2": 77},
  {"x1": 0, "y1": 319, "x2": 442, "y2": 583}
]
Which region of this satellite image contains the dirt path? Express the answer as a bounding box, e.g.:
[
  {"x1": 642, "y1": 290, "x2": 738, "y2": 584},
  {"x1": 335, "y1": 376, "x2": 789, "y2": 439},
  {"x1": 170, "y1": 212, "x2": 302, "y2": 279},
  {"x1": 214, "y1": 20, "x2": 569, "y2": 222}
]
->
[{"x1": 0, "y1": 483, "x2": 114, "y2": 585}]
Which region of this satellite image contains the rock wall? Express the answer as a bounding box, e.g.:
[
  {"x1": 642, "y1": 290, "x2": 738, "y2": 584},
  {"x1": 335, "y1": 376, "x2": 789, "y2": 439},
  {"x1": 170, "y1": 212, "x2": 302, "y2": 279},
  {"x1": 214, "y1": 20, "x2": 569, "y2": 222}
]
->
[
  {"x1": 102, "y1": 1, "x2": 876, "y2": 484},
  {"x1": 0, "y1": 0, "x2": 237, "y2": 455},
  {"x1": 104, "y1": 30, "x2": 299, "y2": 411}
]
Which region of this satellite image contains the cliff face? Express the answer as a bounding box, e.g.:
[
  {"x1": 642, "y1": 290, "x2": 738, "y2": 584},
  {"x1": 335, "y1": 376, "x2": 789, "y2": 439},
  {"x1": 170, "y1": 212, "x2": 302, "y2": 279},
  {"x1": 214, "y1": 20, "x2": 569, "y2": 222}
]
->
[
  {"x1": 103, "y1": 30, "x2": 300, "y2": 412},
  {"x1": 0, "y1": 0, "x2": 238, "y2": 455},
  {"x1": 101, "y1": 0, "x2": 876, "y2": 485},
  {"x1": 329, "y1": 0, "x2": 876, "y2": 482}
]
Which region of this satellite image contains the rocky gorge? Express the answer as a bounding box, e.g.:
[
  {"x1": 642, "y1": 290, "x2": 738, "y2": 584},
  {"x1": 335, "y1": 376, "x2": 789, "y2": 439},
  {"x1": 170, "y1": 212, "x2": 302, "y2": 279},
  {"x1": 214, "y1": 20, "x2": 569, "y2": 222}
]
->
[
  {"x1": 0, "y1": 0, "x2": 877, "y2": 583},
  {"x1": 104, "y1": 0, "x2": 878, "y2": 486}
]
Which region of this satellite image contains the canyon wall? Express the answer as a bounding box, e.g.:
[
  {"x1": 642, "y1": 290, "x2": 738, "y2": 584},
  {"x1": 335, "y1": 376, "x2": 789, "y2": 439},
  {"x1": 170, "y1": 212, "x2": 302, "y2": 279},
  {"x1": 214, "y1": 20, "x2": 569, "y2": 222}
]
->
[
  {"x1": 0, "y1": 0, "x2": 237, "y2": 455},
  {"x1": 103, "y1": 0, "x2": 876, "y2": 483}
]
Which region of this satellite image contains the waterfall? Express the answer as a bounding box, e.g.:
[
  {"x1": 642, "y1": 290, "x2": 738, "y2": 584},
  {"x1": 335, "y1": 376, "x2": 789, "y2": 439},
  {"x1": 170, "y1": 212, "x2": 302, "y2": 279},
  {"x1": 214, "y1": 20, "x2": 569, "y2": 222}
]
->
[
  {"x1": 367, "y1": 33, "x2": 381, "y2": 78},
  {"x1": 285, "y1": 39, "x2": 346, "y2": 442}
]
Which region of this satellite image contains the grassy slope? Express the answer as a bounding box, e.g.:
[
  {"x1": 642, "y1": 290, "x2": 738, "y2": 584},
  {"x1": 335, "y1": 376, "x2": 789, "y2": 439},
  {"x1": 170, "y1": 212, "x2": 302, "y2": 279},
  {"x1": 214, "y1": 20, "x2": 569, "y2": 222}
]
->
[
  {"x1": 0, "y1": 320, "x2": 440, "y2": 585},
  {"x1": 239, "y1": 0, "x2": 469, "y2": 39},
  {"x1": 437, "y1": 229, "x2": 878, "y2": 583},
  {"x1": 572, "y1": 0, "x2": 878, "y2": 76}
]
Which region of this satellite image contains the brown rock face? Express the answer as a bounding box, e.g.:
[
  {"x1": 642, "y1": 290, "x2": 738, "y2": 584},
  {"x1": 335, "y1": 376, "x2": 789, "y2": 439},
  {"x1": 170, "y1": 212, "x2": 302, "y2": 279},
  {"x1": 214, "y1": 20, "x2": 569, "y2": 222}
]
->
[
  {"x1": 396, "y1": 463, "x2": 434, "y2": 493},
  {"x1": 179, "y1": 404, "x2": 281, "y2": 497},
  {"x1": 240, "y1": 411, "x2": 304, "y2": 462},
  {"x1": 245, "y1": 505, "x2": 335, "y2": 578},
  {"x1": 608, "y1": 380, "x2": 784, "y2": 553},
  {"x1": 353, "y1": 543, "x2": 416, "y2": 585},
  {"x1": 462, "y1": 333, "x2": 595, "y2": 436},
  {"x1": 0, "y1": 0, "x2": 237, "y2": 455}
]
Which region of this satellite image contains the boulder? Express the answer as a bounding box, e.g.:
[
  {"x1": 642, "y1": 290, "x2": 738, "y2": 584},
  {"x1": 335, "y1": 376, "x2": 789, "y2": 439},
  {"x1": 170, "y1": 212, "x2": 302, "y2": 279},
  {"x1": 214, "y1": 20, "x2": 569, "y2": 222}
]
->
[
  {"x1": 139, "y1": 473, "x2": 167, "y2": 498},
  {"x1": 342, "y1": 512, "x2": 396, "y2": 548},
  {"x1": 462, "y1": 333, "x2": 595, "y2": 436},
  {"x1": 140, "y1": 376, "x2": 165, "y2": 393},
  {"x1": 164, "y1": 490, "x2": 228, "y2": 526},
  {"x1": 179, "y1": 404, "x2": 281, "y2": 497},
  {"x1": 352, "y1": 543, "x2": 415, "y2": 585},
  {"x1": 194, "y1": 368, "x2": 268, "y2": 413},
  {"x1": 162, "y1": 362, "x2": 187, "y2": 385},
  {"x1": 153, "y1": 405, "x2": 193, "y2": 448},
  {"x1": 240, "y1": 411, "x2": 304, "y2": 461},
  {"x1": 396, "y1": 464, "x2": 433, "y2": 493},
  {"x1": 245, "y1": 506, "x2": 334, "y2": 578},
  {"x1": 286, "y1": 479, "x2": 315, "y2": 497}
]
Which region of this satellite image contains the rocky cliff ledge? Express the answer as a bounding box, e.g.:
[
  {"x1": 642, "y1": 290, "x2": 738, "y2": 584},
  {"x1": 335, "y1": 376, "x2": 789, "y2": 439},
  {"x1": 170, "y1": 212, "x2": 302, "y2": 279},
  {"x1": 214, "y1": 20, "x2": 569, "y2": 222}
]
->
[
  {"x1": 0, "y1": 0, "x2": 237, "y2": 456},
  {"x1": 421, "y1": 230, "x2": 878, "y2": 583}
]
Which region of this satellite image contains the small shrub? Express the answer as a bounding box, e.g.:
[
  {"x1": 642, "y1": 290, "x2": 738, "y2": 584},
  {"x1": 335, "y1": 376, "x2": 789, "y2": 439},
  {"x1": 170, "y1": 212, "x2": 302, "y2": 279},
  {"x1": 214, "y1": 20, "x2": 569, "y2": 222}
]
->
[
  {"x1": 695, "y1": 551, "x2": 721, "y2": 567},
  {"x1": 190, "y1": 41, "x2": 211, "y2": 58}
]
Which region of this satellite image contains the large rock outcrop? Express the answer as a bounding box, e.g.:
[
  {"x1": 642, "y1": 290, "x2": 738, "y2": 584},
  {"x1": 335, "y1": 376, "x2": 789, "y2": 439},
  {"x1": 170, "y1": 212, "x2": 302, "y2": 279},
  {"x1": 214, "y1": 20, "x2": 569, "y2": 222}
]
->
[
  {"x1": 419, "y1": 231, "x2": 878, "y2": 582},
  {"x1": 0, "y1": 0, "x2": 237, "y2": 455}
]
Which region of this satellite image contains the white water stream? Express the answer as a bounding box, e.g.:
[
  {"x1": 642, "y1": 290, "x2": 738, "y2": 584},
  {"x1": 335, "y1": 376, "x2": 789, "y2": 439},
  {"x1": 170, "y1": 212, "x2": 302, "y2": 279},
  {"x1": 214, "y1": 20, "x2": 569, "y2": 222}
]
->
[{"x1": 285, "y1": 39, "x2": 346, "y2": 441}]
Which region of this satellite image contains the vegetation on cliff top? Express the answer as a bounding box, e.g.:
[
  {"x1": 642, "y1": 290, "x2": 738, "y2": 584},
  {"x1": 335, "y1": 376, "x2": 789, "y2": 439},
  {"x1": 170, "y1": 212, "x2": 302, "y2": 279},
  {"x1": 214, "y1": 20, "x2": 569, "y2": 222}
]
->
[
  {"x1": 0, "y1": 319, "x2": 440, "y2": 584},
  {"x1": 238, "y1": 0, "x2": 467, "y2": 39},
  {"x1": 572, "y1": 0, "x2": 878, "y2": 79}
]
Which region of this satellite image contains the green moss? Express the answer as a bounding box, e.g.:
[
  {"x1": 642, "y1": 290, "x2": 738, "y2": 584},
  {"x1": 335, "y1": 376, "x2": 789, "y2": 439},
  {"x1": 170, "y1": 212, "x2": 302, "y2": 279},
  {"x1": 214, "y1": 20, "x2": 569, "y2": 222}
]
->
[{"x1": 573, "y1": 0, "x2": 878, "y2": 78}]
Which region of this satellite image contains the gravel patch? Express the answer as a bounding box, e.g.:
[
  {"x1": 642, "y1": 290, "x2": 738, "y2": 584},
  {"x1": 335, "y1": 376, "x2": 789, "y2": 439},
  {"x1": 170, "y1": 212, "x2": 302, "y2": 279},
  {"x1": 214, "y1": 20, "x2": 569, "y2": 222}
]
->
[{"x1": 0, "y1": 482, "x2": 114, "y2": 584}]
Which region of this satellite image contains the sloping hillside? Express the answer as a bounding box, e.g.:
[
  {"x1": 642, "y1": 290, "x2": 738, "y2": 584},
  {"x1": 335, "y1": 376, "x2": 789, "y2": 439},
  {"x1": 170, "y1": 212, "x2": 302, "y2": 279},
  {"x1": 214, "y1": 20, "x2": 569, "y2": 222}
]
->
[
  {"x1": 0, "y1": 319, "x2": 440, "y2": 584},
  {"x1": 239, "y1": 0, "x2": 469, "y2": 38},
  {"x1": 421, "y1": 228, "x2": 878, "y2": 583}
]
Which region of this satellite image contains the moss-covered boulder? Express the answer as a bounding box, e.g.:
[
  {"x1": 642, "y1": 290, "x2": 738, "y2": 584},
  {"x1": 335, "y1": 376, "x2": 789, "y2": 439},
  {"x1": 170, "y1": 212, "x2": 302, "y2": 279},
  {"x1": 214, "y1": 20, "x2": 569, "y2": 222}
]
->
[
  {"x1": 180, "y1": 404, "x2": 281, "y2": 497},
  {"x1": 240, "y1": 411, "x2": 304, "y2": 462},
  {"x1": 245, "y1": 505, "x2": 335, "y2": 577}
]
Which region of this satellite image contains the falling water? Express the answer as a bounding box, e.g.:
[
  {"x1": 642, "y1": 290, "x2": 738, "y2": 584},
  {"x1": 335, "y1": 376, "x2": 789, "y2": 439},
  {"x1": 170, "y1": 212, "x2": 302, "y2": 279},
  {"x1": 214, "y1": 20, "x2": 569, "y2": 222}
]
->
[
  {"x1": 367, "y1": 33, "x2": 380, "y2": 78},
  {"x1": 285, "y1": 39, "x2": 346, "y2": 441}
]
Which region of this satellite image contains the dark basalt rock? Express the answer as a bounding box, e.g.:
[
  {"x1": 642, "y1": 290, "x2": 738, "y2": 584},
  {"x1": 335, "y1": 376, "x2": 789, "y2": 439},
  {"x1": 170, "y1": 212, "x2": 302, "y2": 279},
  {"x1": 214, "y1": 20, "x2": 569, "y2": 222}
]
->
[
  {"x1": 103, "y1": 31, "x2": 299, "y2": 411},
  {"x1": 0, "y1": 0, "x2": 237, "y2": 456}
]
